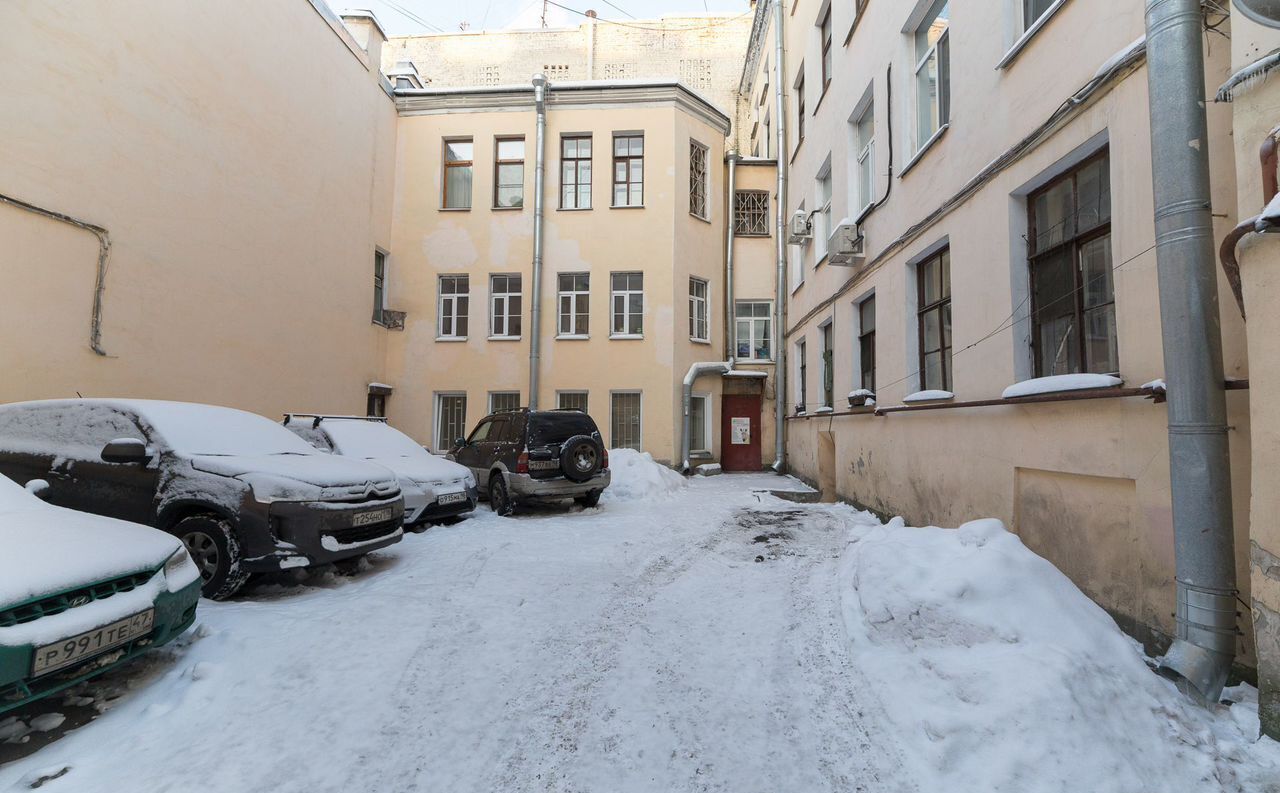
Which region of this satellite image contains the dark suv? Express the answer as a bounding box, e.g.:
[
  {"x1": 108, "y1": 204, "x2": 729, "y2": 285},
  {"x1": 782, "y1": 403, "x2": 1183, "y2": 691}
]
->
[
  {"x1": 449, "y1": 408, "x2": 610, "y2": 515},
  {"x1": 0, "y1": 399, "x2": 404, "y2": 599}
]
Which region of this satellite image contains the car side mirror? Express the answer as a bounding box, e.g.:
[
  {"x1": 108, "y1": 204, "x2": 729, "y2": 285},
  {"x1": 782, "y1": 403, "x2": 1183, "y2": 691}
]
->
[
  {"x1": 25, "y1": 479, "x2": 51, "y2": 500},
  {"x1": 101, "y1": 438, "x2": 151, "y2": 464},
  {"x1": 455, "y1": 437, "x2": 468, "y2": 448}
]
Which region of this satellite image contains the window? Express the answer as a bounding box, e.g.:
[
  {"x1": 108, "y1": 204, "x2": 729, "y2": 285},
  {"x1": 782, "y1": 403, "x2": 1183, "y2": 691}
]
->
[
  {"x1": 689, "y1": 394, "x2": 710, "y2": 454},
  {"x1": 819, "y1": 8, "x2": 833, "y2": 91},
  {"x1": 821, "y1": 322, "x2": 834, "y2": 408},
  {"x1": 735, "y1": 191, "x2": 770, "y2": 236},
  {"x1": 557, "y1": 273, "x2": 590, "y2": 337},
  {"x1": 443, "y1": 139, "x2": 473, "y2": 209},
  {"x1": 855, "y1": 102, "x2": 875, "y2": 212},
  {"x1": 489, "y1": 274, "x2": 522, "y2": 339},
  {"x1": 367, "y1": 391, "x2": 387, "y2": 418},
  {"x1": 917, "y1": 248, "x2": 952, "y2": 391},
  {"x1": 1023, "y1": 0, "x2": 1056, "y2": 30},
  {"x1": 689, "y1": 141, "x2": 708, "y2": 220},
  {"x1": 610, "y1": 392, "x2": 642, "y2": 450},
  {"x1": 689, "y1": 278, "x2": 709, "y2": 342},
  {"x1": 858, "y1": 296, "x2": 876, "y2": 391},
  {"x1": 438, "y1": 275, "x2": 469, "y2": 338},
  {"x1": 735, "y1": 301, "x2": 773, "y2": 361},
  {"x1": 490, "y1": 391, "x2": 520, "y2": 413},
  {"x1": 612, "y1": 134, "x2": 644, "y2": 207},
  {"x1": 764, "y1": 114, "x2": 773, "y2": 159},
  {"x1": 611, "y1": 272, "x2": 643, "y2": 337},
  {"x1": 494, "y1": 137, "x2": 525, "y2": 208},
  {"x1": 1029, "y1": 153, "x2": 1116, "y2": 376},
  {"x1": 372, "y1": 250, "x2": 386, "y2": 324},
  {"x1": 913, "y1": 1, "x2": 950, "y2": 150},
  {"x1": 435, "y1": 393, "x2": 467, "y2": 450},
  {"x1": 796, "y1": 73, "x2": 806, "y2": 144},
  {"x1": 797, "y1": 339, "x2": 808, "y2": 414},
  {"x1": 561, "y1": 135, "x2": 592, "y2": 209},
  {"x1": 815, "y1": 166, "x2": 833, "y2": 261},
  {"x1": 558, "y1": 391, "x2": 589, "y2": 412}
]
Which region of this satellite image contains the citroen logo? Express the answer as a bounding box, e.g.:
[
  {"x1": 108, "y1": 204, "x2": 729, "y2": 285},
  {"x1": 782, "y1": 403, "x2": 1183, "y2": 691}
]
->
[{"x1": 68, "y1": 595, "x2": 91, "y2": 608}]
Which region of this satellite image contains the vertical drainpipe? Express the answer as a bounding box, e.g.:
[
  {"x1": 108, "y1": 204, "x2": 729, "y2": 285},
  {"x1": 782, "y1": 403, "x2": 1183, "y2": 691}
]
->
[
  {"x1": 771, "y1": 0, "x2": 788, "y2": 472},
  {"x1": 1144, "y1": 0, "x2": 1237, "y2": 704},
  {"x1": 726, "y1": 152, "x2": 740, "y2": 366},
  {"x1": 529, "y1": 74, "x2": 548, "y2": 410}
]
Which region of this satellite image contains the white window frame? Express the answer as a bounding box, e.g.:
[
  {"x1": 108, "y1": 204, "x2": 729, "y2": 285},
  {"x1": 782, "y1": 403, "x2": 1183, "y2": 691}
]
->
[
  {"x1": 437, "y1": 274, "x2": 469, "y2": 340},
  {"x1": 689, "y1": 277, "x2": 710, "y2": 342},
  {"x1": 489, "y1": 273, "x2": 522, "y2": 340},
  {"x1": 910, "y1": 0, "x2": 950, "y2": 154},
  {"x1": 735, "y1": 300, "x2": 774, "y2": 362},
  {"x1": 815, "y1": 160, "x2": 833, "y2": 262},
  {"x1": 689, "y1": 140, "x2": 709, "y2": 221},
  {"x1": 849, "y1": 87, "x2": 875, "y2": 215},
  {"x1": 609, "y1": 390, "x2": 643, "y2": 451},
  {"x1": 557, "y1": 390, "x2": 589, "y2": 412},
  {"x1": 433, "y1": 392, "x2": 467, "y2": 452},
  {"x1": 610, "y1": 272, "x2": 644, "y2": 338},
  {"x1": 557, "y1": 272, "x2": 590, "y2": 338},
  {"x1": 689, "y1": 393, "x2": 712, "y2": 456}
]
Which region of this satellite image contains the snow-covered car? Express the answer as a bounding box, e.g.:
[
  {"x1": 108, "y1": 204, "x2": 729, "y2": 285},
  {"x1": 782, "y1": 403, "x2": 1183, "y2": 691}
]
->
[
  {"x1": 284, "y1": 415, "x2": 478, "y2": 528},
  {"x1": 0, "y1": 475, "x2": 201, "y2": 716},
  {"x1": 0, "y1": 400, "x2": 405, "y2": 600}
]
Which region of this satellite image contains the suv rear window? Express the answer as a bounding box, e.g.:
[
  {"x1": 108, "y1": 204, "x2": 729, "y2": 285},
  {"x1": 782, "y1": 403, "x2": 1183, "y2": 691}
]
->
[{"x1": 527, "y1": 412, "x2": 598, "y2": 447}]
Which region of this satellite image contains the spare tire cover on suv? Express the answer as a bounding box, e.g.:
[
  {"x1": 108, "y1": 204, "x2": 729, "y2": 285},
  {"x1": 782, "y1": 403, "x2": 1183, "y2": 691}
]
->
[{"x1": 559, "y1": 434, "x2": 603, "y2": 482}]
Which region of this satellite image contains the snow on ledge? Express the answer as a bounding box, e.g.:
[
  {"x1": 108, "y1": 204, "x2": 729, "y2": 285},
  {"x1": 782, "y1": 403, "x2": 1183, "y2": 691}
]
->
[
  {"x1": 1141, "y1": 378, "x2": 1166, "y2": 391},
  {"x1": 903, "y1": 390, "x2": 954, "y2": 403},
  {"x1": 1002, "y1": 374, "x2": 1122, "y2": 400},
  {"x1": 848, "y1": 389, "x2": 874, "y2": 398},
  {"x1": 814, "y1": 406, "x2": 834, "y2": 414}
]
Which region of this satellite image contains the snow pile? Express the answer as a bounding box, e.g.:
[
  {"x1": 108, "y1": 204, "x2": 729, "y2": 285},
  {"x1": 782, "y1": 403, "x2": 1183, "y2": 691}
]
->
[
  {"x1": 903, "y1": 389, "x2": 954, "y2": 403},
  {"x1": 602, "y1": 449, "x2": 687, "y2": 502},
  {"x1": 840, "y1": 517, "x2": 1280, "y2": 792},
  {"x1": 1002, "y1": 373, "x2": 1122, "y2": 399}
]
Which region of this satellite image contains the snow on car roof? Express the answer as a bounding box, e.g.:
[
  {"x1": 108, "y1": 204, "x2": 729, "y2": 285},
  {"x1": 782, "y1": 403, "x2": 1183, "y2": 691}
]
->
[{"x1": 319, "y1": 419, "x2": 426, "y2": 458}]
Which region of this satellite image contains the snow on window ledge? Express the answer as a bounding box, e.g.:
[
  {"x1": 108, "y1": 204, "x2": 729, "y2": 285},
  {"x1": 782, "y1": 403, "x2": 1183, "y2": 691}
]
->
[
  {"x1": 814, "y1": 406, "x2": 834, "y2": 414},
  {"x1": 903, "y1": 390, "x2": 954, "y2": 403},
  {"x1": 1141, "y1": 378, "x2": 1166, "y2": 391},
  {"x1": 1001, "y1": 373, "x2": 1122, "y2": 400}
]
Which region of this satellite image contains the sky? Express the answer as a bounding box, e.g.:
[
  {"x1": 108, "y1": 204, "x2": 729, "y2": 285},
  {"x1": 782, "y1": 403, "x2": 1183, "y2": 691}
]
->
[{"x1": 336, "y1": 0, "x2": 753, "y2": 36}]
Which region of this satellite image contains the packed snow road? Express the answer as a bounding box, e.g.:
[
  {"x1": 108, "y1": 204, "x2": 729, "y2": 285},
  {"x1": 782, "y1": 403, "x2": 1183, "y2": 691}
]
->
[{"x1": 1, "y1": 458, "x2": 1277, "y2": 792}]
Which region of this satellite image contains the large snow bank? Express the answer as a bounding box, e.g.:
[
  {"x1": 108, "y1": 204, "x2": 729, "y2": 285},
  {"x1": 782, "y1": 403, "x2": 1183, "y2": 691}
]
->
[
  {"x1": 1002, "y1": 373, "x2": 1122, "y2": 399},
  {"x1": 602, "y1": 449, "x2": 687, "y2": 502},
  {"x1": 840, "y1": 517, "x2": 1279, "y2": 792}
]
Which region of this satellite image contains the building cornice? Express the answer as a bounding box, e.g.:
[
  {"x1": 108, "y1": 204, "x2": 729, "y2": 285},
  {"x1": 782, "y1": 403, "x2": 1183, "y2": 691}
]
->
[{"x1": 739, "y1": 0, "x2": 774, "y2": 98}]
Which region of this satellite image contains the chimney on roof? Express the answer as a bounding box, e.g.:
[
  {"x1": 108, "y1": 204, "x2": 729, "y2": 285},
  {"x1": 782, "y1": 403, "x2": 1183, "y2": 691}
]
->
[
  {"x1": 340, "y1": 10, "x2": 387, "y2": 70},
  {"x1": 585, "y1": 9, "x2": 597, "y2": 18}
]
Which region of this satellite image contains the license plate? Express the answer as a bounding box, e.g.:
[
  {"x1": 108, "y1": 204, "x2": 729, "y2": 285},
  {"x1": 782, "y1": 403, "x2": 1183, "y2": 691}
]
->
[
  {"x1": 438, "y1": 492, "x2": 467, "y2": 505},
  {"x1": 528, "y1": 460, "x2": 558, "y2": 471},
  {"x1": 32, "y1": 609, "x2": 154, "y2": 677},
  {"x1": 352, "y1": 507, "x2": 393, "y2": 527}
]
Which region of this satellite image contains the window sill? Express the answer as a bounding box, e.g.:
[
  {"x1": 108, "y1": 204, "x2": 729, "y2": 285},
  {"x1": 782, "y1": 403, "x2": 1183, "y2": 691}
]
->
[
  {"x1": 557, "y1": 206, "x2": 593, "y2": 212},
  {"x1": 610, "y1": 334, "x2": 644, "y2": 340},
  {"x1": 737, "y1": 232, "x2": 771, "y2": 239},
  {"x1": 690, "y1": 450, "x2": 712, "y2": 459},
  {"x1": 439, "y1": 207, "x2": 472, "y2": 212},
  {"x1": 491, "y1": 206, "x2": 526, "y2": 212},
  {"x1": 435, "y1": 336, "x2": 468, "y2": 342},
  {"x1": 791, "y1": 280, "x2": 805, "y2": 296},
  {"x1": 610, "y1": 204, "x2": 645, "y2": 210},
  {"x1": 691, "y1": 337, "x2": 711, "y2": 345},
  {"x1": 899, "y1": 123, "x2": 950, "y2": 178},
  {"x1": 814, "y1": 85, "x2": 830, "y2": 115},
  {"x1": 557, "y1": 334, "x2": 590, "y2": 340},
  {"x1": 815, "y1": 252, "x2": 829, "y2": 268},
  {"x1": 690, "y1": 213, "x2": 712, "y2": 224},
  {"x1": 996, "y1": 0, "x2": 1069, "y2": 70},
  {"x1": 487, "y1": 336, "x2": 522, "y2": 341},
  {"x1": 737, "y1": 358, "x2": 775, "y2": 365}
]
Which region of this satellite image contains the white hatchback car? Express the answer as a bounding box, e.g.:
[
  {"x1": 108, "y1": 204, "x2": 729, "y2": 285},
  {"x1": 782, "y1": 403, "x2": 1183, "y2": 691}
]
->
[{"x1": 284, "y1": 415, "x2": 477, "y2": 529}]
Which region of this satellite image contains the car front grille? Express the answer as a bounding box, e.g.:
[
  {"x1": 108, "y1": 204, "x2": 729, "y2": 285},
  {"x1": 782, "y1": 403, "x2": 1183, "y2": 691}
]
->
[
  {"x1": 325, "y1": 519, "x2": 401, "y2": 546},
  {"x1": 0, "y1": 570, "x2": 156, "y2": 628}
]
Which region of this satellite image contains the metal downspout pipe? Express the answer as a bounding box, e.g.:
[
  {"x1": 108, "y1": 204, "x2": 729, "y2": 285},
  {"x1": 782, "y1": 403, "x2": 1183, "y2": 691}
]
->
[
  {"x1": 1144, "y1": 0, "x2": 1237, "y2": 704},
  {"x1": 726, "y1": 152, "x2": 739, "y2": 367},
  {"x1": 682, "y1": 362, "x2": 731, "y2": 472},
  {"x1": 771, "y1": 0, "x2": 788, "y2": 472},
  {"x1": 529, "y1": 74, "x2": 548, "y2": 410}
]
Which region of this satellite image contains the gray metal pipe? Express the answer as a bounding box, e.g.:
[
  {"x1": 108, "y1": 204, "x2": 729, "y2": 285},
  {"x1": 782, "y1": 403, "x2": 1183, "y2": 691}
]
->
[
  {"x1": 771, "y1": 0, "x2": 788, "y2": 472},
  {"x1": 528, "y1": 74, "x2": 548, "y2": 410},
  {"x1": 681, "y1": 361, "x2": 731, "y2": 472},
  {"x1": 726, "y1": 152, "x2": 739, "y2": 367},
  {"x1": 1144, "y1": 0, "x2": 1237, "y2": 705}
]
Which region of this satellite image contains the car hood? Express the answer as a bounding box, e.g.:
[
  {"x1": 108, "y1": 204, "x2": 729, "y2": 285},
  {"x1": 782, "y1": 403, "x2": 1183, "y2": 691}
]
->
[
  {"x1": 0, "y1": 504, "x2": 180, "y2": 606},
  {"x1": 189, "y1": 454, "x2": 397, "y2": 489},
  {"x1": 361, "y1": 454, "x2": 471, "y2": 485}
]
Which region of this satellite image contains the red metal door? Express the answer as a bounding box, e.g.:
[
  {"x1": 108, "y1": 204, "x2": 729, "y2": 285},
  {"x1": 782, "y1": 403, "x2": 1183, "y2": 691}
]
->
[{"x1": 720, "y1": 394, "x2": 762, "y2": 472}]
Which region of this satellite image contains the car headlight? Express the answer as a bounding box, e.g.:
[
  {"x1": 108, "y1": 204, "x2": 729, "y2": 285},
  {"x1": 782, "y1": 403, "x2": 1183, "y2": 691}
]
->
[
  {"x1": 463, "y1": 471, "x2": 476, "y2": 488},
  {"x1": 165, "y1": 547, "x2": 191, "y2": 578}
]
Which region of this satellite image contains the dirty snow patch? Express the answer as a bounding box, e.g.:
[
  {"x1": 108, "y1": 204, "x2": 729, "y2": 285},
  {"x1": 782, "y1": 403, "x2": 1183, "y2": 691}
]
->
[{"x1": 602, "y1": 449, "x2": 686, "y2": 502}]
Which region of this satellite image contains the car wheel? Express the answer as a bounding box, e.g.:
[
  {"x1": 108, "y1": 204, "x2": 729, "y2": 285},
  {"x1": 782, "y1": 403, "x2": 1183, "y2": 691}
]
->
[
  {"x1": 489, "y1": 475, "x2": 515, "y2": 517},
  {"x1": 172, "y1": 514, "x2": 249, "y2": 600},
  {"x1": 574, "y1": 490, "x2": 602, "y2": 508}
]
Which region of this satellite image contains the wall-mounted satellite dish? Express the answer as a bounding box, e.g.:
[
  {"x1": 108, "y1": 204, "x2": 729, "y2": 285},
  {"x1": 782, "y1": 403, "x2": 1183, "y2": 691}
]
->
[{"x1": 1234, "y1": 0, "x2": 1280, "y2": 28}]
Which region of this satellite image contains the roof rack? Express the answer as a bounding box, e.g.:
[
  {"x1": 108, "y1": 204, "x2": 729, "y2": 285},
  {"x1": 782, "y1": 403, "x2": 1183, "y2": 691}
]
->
[{"x1": 282, "y1": 413, "x2": 389, "y2": 429}]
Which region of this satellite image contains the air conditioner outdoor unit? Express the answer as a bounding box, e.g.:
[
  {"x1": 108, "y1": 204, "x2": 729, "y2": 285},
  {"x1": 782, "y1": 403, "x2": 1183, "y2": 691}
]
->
[
  {"x1": 827, "y1": 221, "x2": 866, "y2": 266},
  {"x1": 787, "y1": 210, "x2": 812, "y2": 244}
]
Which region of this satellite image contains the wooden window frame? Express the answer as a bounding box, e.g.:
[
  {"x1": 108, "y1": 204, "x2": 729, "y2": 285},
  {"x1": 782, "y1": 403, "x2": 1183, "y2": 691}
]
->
[
  {"x1": 858, "y1": 295, "x2": 876, "y2": 391},
  {"x1": 612, "y1": 134, "x2": 644, "y2": 208},
  {"x1": 493, "y1": 136, "x2": 525, "y2": 209},
  {"x1": 916, "y1": 248, "x2": 952, "y2": 392},
  {"x1": 442, "y1": 138, "x2": 474, "y2": 210},
  {"x1": 560, "y1": 135, "x2": 592, "y2": 210},
  {"x1": 557, "y1": 272, "x2": 590, "y2": 338}
]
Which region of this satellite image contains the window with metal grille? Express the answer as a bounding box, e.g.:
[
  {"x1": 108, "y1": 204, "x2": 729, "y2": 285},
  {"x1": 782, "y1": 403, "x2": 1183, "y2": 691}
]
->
[
  {"x1": 610, "y1": 392, "x2": 642, "y2": 450},
  {"x1": 734, "y1": 191, "x2": 769, "y2": 236},
  {"x1": 561, "y1": 136, "x2": 592, "y2": 209},
  {"x1": 689, "y1": 394, "x2": 710, "y2": 453},
  {"x1": 489, "y1": 392, "x2": 520, "y2": 413},
  {"x1": 438, "y1": 275, "x2": 469, "y2": 338},
  {"x1": 821, "y1": 322, "x2": 834, "y2": 408},
  {"x1": 858, "y1": 295, "x2": 876, "y2": 391},
  {"x1": 913, "y1": 1, "x2": 950, "y2": 150},
  {"x1": 1029, "y1": 152, "x2": 1115, "y2": 377},
  {"x1": 612, "y1": 134, "x2": 644, "y2": 207},
  {"x1": 443, "y1": 139, "x2": 473, "y2": 209},
  {"x1": 557, "y1": 391, "x2": 589, "y2": 413},
  {"x1": 494, "y1": 137, "x2": 525, "y2": 208},
  {"x1": 435, "y1": 394, "x2": 467, "y2": 451},
  {"x1": 735, "y1": 301, "x2": 772, "y2": 361},
  {"x1": 373, "y1": 250, "x2": 386, "y2": 324},
  {"x1": 557, "y1": 273, "x2": 590, "y2": 337},
  {"x1": 689, "y1": 277, "x2": 709, "y2": 342},
  {"x1": 611, "y1": 272, "x2": 643, "y2": 337},
  {"x1": 489, "y1": 274, "x2": 522, "y2": 338},
  {"x1": 797, "y1": 339, "x2": 808, "y2": 413},
  {"x1": 689, "y1": 140, "x2": 708, "y2": 220},
  {"x1": 917, "y1": 248, "x2": 952, "y2": 391}
]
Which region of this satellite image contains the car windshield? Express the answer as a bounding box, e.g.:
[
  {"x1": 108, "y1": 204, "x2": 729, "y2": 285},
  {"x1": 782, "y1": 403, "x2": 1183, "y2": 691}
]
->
[
  {"x1": 138, "y1": 402, "x2": 318, "y2": 456},
  {"x1": 528, "y1": 412, "x2": 598, "y2": 447},
  {"x1": 321, "y1": 420, "x2": 427, "y2": 459}
]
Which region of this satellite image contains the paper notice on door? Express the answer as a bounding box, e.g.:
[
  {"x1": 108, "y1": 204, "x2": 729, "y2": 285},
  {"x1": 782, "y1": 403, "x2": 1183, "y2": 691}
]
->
[{"x1": 731, "y1": 417, "x2": 751, "y2": 445}]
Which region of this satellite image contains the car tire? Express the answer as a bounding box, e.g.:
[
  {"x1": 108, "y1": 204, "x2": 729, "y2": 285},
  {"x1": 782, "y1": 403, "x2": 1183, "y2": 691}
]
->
[
  {"x1": 560, "y1": 435, "x2": 603, "y2": 483},
  {"x1": 489, "y1": 474, "x2": 515, "y2": 517},
  {"x1": 171, "y1": 514, "x2": 249, "y2": 600},
  {"x1": 574, "y1": 490, "x2": 602, "y2": 508}
]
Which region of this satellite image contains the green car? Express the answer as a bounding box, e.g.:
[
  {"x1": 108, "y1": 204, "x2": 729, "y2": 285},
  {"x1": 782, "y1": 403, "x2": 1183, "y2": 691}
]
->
[{"x1": 0, "y1": 476, "x2": 201, "y2": 716}]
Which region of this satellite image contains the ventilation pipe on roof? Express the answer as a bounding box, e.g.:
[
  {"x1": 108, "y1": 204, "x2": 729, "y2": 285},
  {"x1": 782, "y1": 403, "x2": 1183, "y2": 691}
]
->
[
  {"x1": 770, "y1": 0, "x2": 788, "y2": 473},
  {"x1": 1144, "y1": 0, "x2": 1238, "y2": 705},
  {"x1": 529, "y1": 73, "x2": 548, "y2": 410}
]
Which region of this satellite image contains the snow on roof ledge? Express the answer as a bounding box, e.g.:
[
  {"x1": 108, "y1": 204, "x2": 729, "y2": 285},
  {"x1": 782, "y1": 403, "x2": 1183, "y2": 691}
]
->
[
  {"x1": 724, "y1": 370, "x2": 768, "y2": 378},
  {"x1": 1001, "y1": 374, "x2": 1122, "y2": 400},
  {"x1": 903, "y1": 390, "x2": 954, "y2": 403}
]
